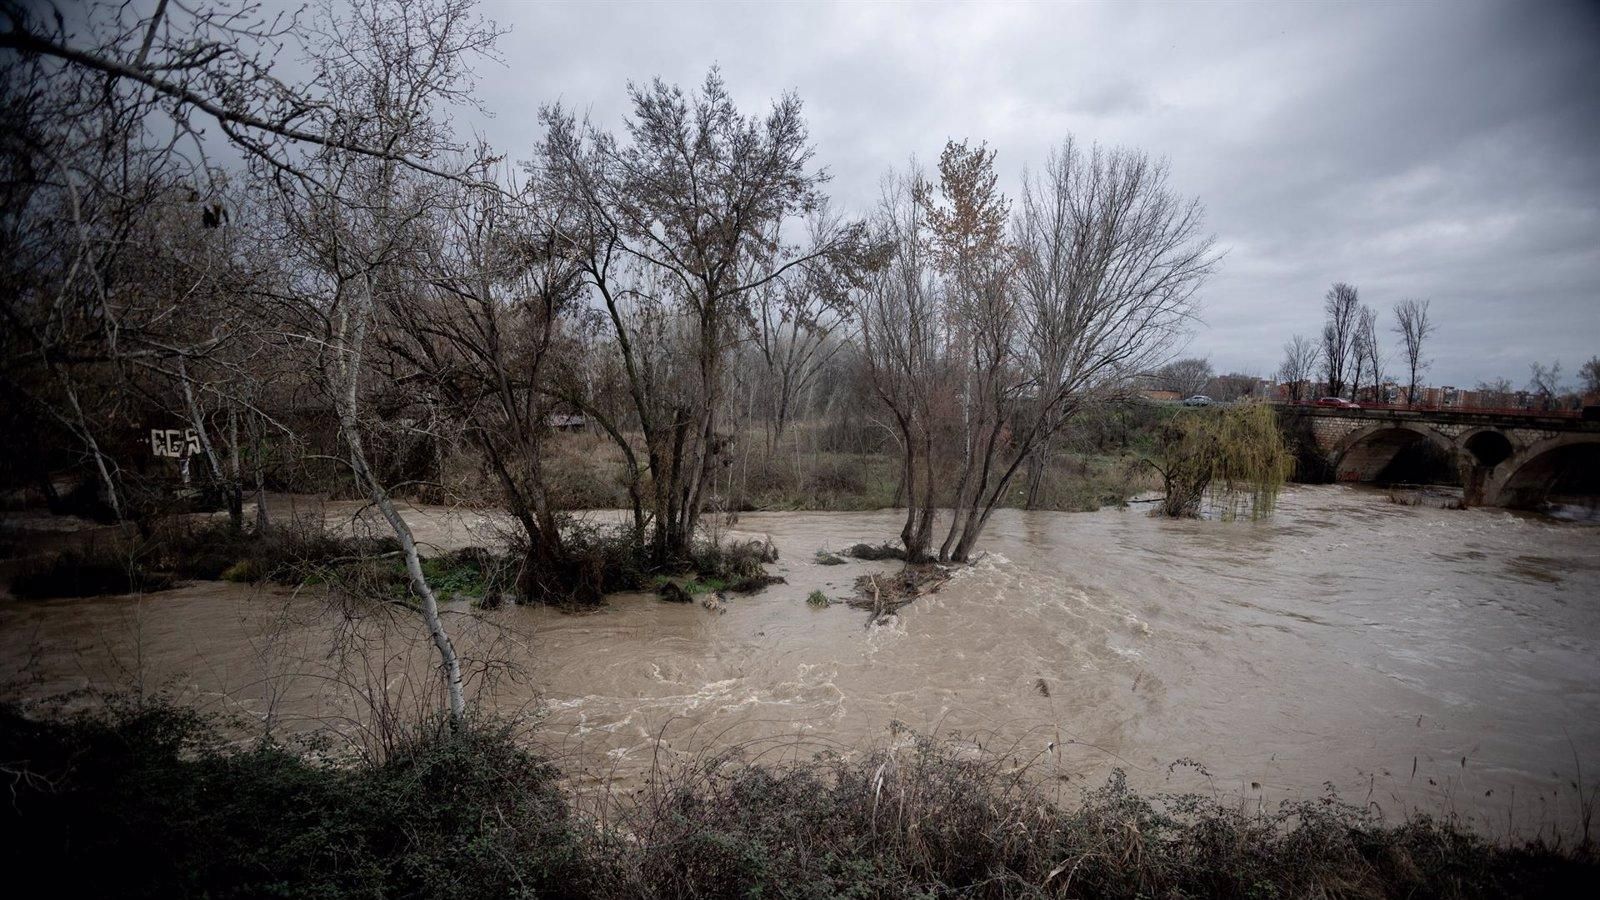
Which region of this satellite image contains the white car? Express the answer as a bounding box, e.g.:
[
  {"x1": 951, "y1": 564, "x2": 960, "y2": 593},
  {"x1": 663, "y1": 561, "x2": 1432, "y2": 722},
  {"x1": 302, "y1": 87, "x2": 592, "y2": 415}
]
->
[{"x1": 1182, "y1": 395, "x2": 1213, "y2": 407}]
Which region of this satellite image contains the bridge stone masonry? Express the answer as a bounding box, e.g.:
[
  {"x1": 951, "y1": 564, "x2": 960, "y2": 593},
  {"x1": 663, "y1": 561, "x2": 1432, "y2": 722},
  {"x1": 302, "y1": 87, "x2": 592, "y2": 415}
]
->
[{"x1": 1277, "y1": 405, "x2": 1600, "y2": 509}]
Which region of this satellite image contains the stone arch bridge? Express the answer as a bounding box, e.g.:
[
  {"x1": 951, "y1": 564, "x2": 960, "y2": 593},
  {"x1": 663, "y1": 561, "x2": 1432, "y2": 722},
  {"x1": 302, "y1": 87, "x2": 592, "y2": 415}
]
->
[{"x1": 1281, "y1": 405, "x2": 1600, "y2": 508}]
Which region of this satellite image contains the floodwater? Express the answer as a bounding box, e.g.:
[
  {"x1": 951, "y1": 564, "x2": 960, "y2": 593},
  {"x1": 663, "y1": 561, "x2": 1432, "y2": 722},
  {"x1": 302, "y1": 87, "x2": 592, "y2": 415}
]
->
[{"x1": 3, "y1": 485, "x2": 1597, "y2": 837}]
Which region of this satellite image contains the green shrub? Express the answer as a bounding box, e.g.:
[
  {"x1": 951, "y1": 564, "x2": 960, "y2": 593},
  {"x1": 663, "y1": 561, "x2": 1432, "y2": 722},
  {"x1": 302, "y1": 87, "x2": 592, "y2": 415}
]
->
[
  {"x1": 806, "y1": 589, "x2": 830, "y2": 607},
  {"x1": 687, "y1": 537, "x2": 782, "y2": 592},
  {"x1": 220, "y1": 558, "x2": 264, "y2": 583},
  {"x1": 417, "y1": 546, "x2": 515, "y2": 603}
]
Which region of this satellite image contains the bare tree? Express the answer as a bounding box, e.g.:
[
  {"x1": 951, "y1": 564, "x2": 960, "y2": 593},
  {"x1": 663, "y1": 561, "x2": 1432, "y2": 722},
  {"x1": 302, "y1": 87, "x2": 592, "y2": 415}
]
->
[
  {"x1": 947, "y1": 137, "x2": 1213, "y2": 561},
  {"x1": 1320, "y1": 282, "x2": 1360, "y2": 399},
  {"x1": 379, "y1": 174, "x2": 592, "y2": 601},
  {"x1": 928, "y1": 141, "x2": 1022, "y2": 560},
  {"x1": 1392, "y1": 298, "x2": 1433, "y2": 405},
  {"x1": 0, "y1": 4, "x2": 288, "y2": 528},
  {"x1": 0, "y1": 0, "x2": 490, "y2": 184},
  {"x1": 1206, "y1": 372, "x2": 1262, "y2": 402},
  {"x1": 1579, "y1": 355, "x2": 1600, "y2": 396},
  {"x1": 1277, "y1": 335, "x2": 1317, "y2": 402},
  {"x1": 264, "y1": 0, "x2": 503, "y2": 725},
  {"x1": 1352, "y1": 305, "x2": 1381, "y2": 402},
  {"x1": 749, "y1": 206, "x2": 856, "y2": 449},
  {"x1": 1528, "y1": 360, "x2": 1564, "y2": 410},
  {"x1": 541, "y1": 69, "x2": 856, "y2": 563},
  {"x1": 1158, "y1": 357, "x2": 1214, "y2": 397},
  {"x1": 1, "y1": 0, "x2": 506, "y2": 529},
  {"x1": 1476, "y1": 377, "x2": 1514, "y2": 408},
  {"x1": 864, "y1": 137, "x2": 1214, "y2": 562},
  {"x1": 859, "y1": 167, "x2": 943, "y2": 560}
]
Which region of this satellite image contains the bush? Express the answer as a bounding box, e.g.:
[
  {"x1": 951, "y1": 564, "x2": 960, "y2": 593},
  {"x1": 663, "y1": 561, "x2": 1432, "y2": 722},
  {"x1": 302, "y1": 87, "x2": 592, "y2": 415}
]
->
[
  {"x1": 220, "y1": 557, "x2": 265, "y2": 583},
  {"x1": 618, "y1": 738, "x2": 1596, "y2": 899},
  {"x1": 418, "y1": 545, "x2": 516, "y2": 604},
  {"x1": 688, "y1": 536, "x2": 783, "y2": 592},
  {"x1": 556, "y1": 520, "x2": 653, "y2": 603},
  {"x1": 152, "y1": 517, "x2": 408, "y2": 589},
  {"x1": 9, "y1": 545, "x2": 174, "y2": 598},
  {"x1": 0, "y1": 699, "x2": 601, "y2": 899}
]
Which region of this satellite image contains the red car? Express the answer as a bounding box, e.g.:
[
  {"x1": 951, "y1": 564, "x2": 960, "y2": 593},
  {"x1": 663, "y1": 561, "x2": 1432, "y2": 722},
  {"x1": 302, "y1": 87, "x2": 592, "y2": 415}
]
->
[{"x1": 1313, "y1": 396, "x2": 1361, "y2": 409}]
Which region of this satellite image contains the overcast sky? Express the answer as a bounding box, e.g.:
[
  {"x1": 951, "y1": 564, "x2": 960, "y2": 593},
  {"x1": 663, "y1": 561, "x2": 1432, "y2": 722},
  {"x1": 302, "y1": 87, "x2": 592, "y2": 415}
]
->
[{"x1": 461, "y1": 0, "x2": 1599, "y2": 389}]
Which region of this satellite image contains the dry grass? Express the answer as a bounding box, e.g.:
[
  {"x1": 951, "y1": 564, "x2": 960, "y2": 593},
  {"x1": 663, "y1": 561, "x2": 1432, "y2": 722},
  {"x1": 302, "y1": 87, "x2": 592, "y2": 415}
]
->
[{"x1": 610, "y1": 729, "x2": 1596, "y2": 899}]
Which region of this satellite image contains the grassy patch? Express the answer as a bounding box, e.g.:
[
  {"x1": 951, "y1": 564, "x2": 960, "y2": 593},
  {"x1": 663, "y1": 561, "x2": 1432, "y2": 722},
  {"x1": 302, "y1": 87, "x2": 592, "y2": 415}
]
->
[
  {"x1": 219, "y1": 558, "x2": 265, "y2": 583},
  {"x1": 652, "y1": 574, "x2": 727, "y2": 600},
  {"x1": 418, "y1": 547, "x2": 512, "y2": 603}
]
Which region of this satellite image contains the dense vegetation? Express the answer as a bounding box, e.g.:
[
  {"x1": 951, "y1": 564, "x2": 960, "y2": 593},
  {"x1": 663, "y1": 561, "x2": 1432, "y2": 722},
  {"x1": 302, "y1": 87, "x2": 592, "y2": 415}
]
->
[
  {"x1": 5, "y1": 513, "x2": 780, "y2": 607},
  {"x1": 1145, "y1": 404, "x2": 1295, "y2": 519},
  {"x1": 1, "y1": 698, "x2": 1591, "y2": 899}
]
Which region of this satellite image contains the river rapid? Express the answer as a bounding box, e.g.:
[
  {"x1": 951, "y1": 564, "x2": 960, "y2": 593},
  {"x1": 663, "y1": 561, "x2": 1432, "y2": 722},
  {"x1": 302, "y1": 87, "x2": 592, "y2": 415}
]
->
[{"x1": 3, "y1": 485, "x2": 1597, "y2": 837}]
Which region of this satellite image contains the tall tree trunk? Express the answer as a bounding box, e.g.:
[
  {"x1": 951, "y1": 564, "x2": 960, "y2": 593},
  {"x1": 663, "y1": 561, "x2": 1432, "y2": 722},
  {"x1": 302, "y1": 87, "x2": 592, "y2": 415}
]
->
[
  {"x1": 337, "y1": 276, "x2": 465, "y2": 726},
  {"x1": 250, "y1": 412, "x2": 269, "y2": 532},
  {"x1": 1023, "y1": 443, "x2": 1050, "y2": 511},
  {"x1": 53, "y1": 366, "x2": 122, "y2": 521},
  {"x1": 178, "y1": 357, "x2": 240, "y2": 531},
  {"x1": 226, "y1": 405, "x2": 243, "y2": 531}
]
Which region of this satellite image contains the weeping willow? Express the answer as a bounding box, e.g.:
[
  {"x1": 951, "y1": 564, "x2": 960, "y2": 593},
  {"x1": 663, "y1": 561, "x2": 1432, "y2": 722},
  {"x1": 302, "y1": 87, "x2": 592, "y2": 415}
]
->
[{"x1": 1147, "y1": 403, "x2": 1294, "y2": 520}]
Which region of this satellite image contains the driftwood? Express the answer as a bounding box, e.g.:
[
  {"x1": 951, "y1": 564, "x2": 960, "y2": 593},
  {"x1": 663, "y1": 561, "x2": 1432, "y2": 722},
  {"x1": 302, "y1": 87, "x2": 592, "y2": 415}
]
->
[{"x1": 848, "y1": 563, "x2": 956, "y2": 627}]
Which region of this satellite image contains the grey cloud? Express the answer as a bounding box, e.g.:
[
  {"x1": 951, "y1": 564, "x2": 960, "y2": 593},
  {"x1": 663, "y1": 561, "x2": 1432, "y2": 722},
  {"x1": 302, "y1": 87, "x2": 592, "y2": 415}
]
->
[{"x1": 468, "y1": 0, "x2": 1598, "y2": 387}]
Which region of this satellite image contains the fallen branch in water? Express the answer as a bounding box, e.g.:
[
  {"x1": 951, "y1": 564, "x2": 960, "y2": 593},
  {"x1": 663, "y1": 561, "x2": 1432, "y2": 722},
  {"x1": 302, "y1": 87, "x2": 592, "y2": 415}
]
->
[{"x1": 848, "y1": 563, "x2": 958, "y2": 626}]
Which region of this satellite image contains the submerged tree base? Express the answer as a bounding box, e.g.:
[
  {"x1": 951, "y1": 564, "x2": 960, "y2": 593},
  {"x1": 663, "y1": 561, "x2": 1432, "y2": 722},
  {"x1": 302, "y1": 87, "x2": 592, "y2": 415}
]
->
[
  {"x1": 1148, "y1": 403, "x2": 1294, "y2": 520},
  {"x1": 0, "y1": 698, "x2": 1592, "y2": 899}
]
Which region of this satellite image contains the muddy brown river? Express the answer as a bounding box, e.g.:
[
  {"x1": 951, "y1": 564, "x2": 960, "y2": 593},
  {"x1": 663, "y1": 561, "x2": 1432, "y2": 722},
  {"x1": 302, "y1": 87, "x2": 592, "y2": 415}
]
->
[{"x1": 3, "y1": 485, "x2": 1597, "y2": 836}]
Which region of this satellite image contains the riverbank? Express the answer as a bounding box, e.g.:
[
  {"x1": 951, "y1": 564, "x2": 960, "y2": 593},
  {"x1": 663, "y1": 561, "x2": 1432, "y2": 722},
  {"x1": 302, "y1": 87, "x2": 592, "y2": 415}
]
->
[{"x1": 2, "y1": 696, "x2": 1592, "y2": 899}]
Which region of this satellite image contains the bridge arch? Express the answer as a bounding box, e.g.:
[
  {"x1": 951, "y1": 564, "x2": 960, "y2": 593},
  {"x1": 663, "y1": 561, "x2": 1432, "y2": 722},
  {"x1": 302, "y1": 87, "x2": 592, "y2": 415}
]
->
[
  {"x1": 1460, "y1": 428, "x2": 1514, "y2": 467},
  {"x1": 1483, "y1": 434, "x2": 1600, "y2": 509},
  {"x1": 1331, "y1": 422, "x2": 1459, "y2": 483}
]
